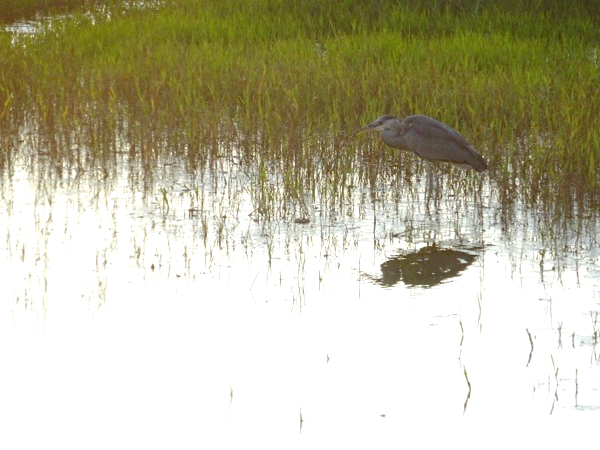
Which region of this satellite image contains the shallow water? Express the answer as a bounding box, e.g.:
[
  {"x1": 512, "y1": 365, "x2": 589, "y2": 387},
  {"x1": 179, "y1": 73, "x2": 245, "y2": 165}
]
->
[{"x1": 1, "y1": 127, "x2": 599, "y2": 448}]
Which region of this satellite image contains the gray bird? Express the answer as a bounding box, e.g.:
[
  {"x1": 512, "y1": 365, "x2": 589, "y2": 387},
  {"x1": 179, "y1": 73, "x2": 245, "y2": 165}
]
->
[{"x1": 351, "y1": 115, "x2": 488, "y2": 172}]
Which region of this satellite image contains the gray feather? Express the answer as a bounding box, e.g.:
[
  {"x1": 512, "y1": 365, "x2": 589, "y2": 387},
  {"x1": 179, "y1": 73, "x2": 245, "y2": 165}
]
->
[{"x1": 373, "y1": 114, "x2": 488, "y2": 172}]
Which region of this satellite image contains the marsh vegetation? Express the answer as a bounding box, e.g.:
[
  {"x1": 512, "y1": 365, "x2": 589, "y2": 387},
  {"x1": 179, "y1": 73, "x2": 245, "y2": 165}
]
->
[
  {"x1": 1, "y1": 0, "x2": 600, "y2": 446},
  {"x1": 2, "y1": 0, "x2": 599, "y2": 211}
]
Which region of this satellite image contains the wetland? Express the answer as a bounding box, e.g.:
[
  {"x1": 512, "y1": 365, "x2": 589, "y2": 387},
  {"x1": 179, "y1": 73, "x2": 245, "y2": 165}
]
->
[{"x1": 1, "y1": 1, "x2": 599, "y2": 448}]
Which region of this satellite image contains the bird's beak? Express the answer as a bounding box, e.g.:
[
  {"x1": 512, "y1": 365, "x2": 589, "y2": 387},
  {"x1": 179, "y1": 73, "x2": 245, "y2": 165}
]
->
[{"x1": 349, "y1": 123, "x2": 378, "y2": 138}]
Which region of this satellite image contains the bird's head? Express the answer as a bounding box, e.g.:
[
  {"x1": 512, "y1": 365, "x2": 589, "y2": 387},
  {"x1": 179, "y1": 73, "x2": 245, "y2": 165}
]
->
[{"x1": 349, "y1": 115, "x2": 403, "y2": 137}]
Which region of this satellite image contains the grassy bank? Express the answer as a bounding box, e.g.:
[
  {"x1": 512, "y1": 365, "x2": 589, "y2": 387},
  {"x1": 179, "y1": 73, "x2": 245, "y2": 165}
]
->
[{"x1": 1, "y1": 0, "x2": 599, "y2": 215}]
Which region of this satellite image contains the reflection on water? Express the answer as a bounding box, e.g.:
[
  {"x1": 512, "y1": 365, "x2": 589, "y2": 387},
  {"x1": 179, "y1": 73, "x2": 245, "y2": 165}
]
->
[
  {"x1": 1, "y1": 7, "x2": 599, "y2": 447},
  {"x1": 1, "y1": 125, "x2": 600, "y2": 448},
  {"x1": 368, "y1": 244, "x2": 479, "y2": 288}
]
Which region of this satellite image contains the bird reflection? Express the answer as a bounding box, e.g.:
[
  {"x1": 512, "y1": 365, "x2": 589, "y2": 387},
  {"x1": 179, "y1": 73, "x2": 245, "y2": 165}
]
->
[{"x1": 368, "y1": 244, "x2": 478, "y2": 288}]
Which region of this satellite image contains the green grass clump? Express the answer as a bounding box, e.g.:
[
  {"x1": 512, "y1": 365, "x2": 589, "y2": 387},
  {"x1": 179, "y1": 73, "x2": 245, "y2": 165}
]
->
[{"x1": 1, "y1": 0, "x2": 599, "y2": 216}]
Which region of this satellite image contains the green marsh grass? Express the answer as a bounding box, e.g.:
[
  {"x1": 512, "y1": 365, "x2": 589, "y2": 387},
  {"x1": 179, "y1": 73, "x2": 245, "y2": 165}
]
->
[{"x1": 1, "y1": 0, "x2": 599, "y2": 221}]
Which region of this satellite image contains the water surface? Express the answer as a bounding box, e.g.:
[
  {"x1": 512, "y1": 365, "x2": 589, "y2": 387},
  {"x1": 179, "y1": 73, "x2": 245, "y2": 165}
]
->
[{"x1": 1, "y1": 128, "x2": 599, "y2": 448}]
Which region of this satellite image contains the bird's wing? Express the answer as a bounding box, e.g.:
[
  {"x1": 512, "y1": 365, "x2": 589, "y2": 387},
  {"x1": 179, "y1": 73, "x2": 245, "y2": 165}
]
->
[{"x1": 403, "y1": 115, "x2": 487, "y2": 170}]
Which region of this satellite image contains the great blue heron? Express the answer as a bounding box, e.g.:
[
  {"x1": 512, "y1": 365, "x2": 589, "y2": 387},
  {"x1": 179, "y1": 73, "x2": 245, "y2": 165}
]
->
[{"x1": 351, "y1": 115, "x2": 488, "y2": 197}]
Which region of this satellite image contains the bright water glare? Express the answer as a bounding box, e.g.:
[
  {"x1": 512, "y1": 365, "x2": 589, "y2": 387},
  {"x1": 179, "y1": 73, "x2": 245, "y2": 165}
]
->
[{"x1": 1, "y1": 129, "x2": 599, "y2": 449}]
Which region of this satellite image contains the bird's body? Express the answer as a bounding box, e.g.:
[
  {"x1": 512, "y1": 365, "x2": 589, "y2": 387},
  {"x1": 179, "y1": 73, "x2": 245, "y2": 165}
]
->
[{"x1": 351, "y1": 114, "x2": 488, "y2": 172}]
